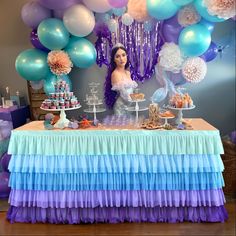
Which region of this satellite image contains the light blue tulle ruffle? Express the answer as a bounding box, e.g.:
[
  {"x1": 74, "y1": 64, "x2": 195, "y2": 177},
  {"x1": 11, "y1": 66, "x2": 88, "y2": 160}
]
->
[
  {"x1": 8, "y1": 129, "x2": 224, "y2": 155},
  {"x1": 9, "y1": 154, "x2": 224, "y2": 174},
  {"x1": 9, "y1": 172, "x2": 224, "y2": 191}
]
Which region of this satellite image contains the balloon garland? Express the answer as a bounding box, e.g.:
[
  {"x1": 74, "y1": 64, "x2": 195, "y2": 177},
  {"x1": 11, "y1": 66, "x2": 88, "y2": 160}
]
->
[{"x1": 15, "y1": 0, "x2": 235, "y2": 94}]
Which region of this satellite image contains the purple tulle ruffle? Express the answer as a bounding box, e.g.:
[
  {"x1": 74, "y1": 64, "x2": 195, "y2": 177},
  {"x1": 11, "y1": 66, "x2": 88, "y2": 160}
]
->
[
  {"x1": 9, "y1": 189, "x2": 226, "y2": 208},
  {"x1": 7, "y1": 205, "x2": 228, "y2": 224}
]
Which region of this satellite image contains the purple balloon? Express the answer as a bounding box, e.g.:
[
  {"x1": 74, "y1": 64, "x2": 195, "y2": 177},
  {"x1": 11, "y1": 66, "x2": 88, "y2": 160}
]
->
[
  {"x1": 30, "y1": 29, "x2": 50, "y2": 52},
  {"x1": 53, "y1": 0, "x2": 82, "y2": 18},
  {"x1": 230, "y1": 131, "x2": 236, "y2": 144},
  {"x1": 21, "y1": 1, "x2": 52, "y2": 29},
  {"x1": 167, "y1": 72, "x2": 187, "y2": 86},
  {"x1": 53, "y1": 9, "x2": 66, "y2": 19},
  {"x1": 108, "y1": 0, "x2": 128, "y2": 8},
  {"x1": 39, "y1": 0, "x2": 79, "y2": 10},
  {"x1": 162, "y1": 15, "x2": 183, "y2": 44},
  {"x1": 0, "y1": 172, "x2": 10, "y2": 198},
  {"x1": 200, "y1": 41, "x2": 218, "y2": 62},
  {"x1": 0, "y1": 153, "x2": 11, "y2": 172}
]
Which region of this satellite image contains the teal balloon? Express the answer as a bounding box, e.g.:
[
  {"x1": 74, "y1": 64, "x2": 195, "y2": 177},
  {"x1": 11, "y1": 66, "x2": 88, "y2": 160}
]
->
[
  {"x1": 15, "y1": 49, "x2": 50, "y2": 81},
  {"x1": 60, "y1": 74, "x2": 72, "y2": 90},
  {"x1": 199, "y1": 18, "x2": 215, "y2": 33},
  {"x1": 44, "y1": 73, "x2": 72, "y2": 95},
  {"x1": 179, "y1": 24, "x2": 211, "y2": 57},
  {"x1": 65, "y1": 37, "x2": 97, "y2": 68},
  {"x1": 38, "y1": 18, "x2": 70, "y2": 50},
  {"x1": 194, "y1": 0, "x2": 225, "y2": 22},
  {"x1": 147, "y1": 0, "x2": 180, "y2": 20},
  {"x1": 173, "y1": 0, "x2": 193, "y2": 6}
]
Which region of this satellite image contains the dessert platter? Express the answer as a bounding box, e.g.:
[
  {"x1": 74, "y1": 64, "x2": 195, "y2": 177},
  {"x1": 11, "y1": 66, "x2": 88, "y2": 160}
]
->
[
  {"x1": 166, "y1": 93, "x2": 195, "y2": 125},
  {"x1": 159, "y1": 110, "x2": 175, "y2": 126}
]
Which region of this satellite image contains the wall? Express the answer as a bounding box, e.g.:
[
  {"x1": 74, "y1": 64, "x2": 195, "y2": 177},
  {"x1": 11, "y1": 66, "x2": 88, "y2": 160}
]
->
[{"x1": 0, "y1": 0, "x2": 235, "y2": 135}]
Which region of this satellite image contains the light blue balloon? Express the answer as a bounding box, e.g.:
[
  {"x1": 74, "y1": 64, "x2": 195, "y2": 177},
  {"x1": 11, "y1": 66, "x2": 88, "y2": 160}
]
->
[
  {"x1": 199, "y1": 18, "x2": 215, "y2": 33},
  {"x1": 65, "y1": 37, "x2": 97, "y2": 68},
  {"x1": 151, "y1": 88, "x2": 167, "y2": 103},
  {"x1": 173, "y1": 0, "x2": 193, "y2": 6},
  {"x1": 44, "y1": 73, "x2": 72, "y2": 95},
  {"x1": 15, "y1": 49, "x2": 50, "y2": 81},
  {"x1": 38, "y1": 18, "x2": 70, "y2": 50},
  {"x1": 147, "y1": 0, "x2": 180, "y2": 20},
  {"x1": 95, "y1": 13, "x2": 110, "y2": 23},
  {"x1": 178, "y1": 24, "x2": 211, "y2": 57},
  {"x1": 111, "y1": 7, "x2": 126, "y2": 17},
  {"x1": 194, "y1": 0, "x2": 225, "y2": 22}
]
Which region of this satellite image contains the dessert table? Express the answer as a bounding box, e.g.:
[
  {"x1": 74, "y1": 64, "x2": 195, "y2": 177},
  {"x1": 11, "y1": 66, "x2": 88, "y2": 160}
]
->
[{"x1": 6, "y1": 119, "x2": 228, "y2": 223}]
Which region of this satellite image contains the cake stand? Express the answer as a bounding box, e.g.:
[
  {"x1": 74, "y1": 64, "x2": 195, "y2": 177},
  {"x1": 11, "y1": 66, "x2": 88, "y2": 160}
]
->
[
  {"x1": 126, "y1": 99, "x2": 148, "y2": 124},
  {"x1": 41, "y1": 105, "x2": 81, "y2": 129},
  {"x1": 84, "y1": 102, "x2": 106, "y2": 125},
  {"x1": 159, "y1": 116, "x2": 175, "y2": 126},
  {"x1": 166, "y1": 105, "x2": 195, "y2": 125}
]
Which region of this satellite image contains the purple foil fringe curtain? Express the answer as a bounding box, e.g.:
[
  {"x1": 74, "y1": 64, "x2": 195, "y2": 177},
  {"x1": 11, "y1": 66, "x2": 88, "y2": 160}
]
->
[{"x1": 95, "y1": 19, "x2": 164, "y2": 82}]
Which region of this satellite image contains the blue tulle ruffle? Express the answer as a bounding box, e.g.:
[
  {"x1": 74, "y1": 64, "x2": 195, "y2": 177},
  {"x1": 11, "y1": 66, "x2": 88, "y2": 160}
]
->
[
  {"x1": 9, "y1": 154, "x2": 224, "y2": 174},
  {"x1": 9, "y1": 172, "x2": 224, "y2": 191}
]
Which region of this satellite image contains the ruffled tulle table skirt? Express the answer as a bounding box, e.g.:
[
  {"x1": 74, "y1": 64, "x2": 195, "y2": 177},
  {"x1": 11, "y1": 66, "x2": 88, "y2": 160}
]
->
[{"x1": 6, "y1": 120, "x2": 228, "y2": 224}]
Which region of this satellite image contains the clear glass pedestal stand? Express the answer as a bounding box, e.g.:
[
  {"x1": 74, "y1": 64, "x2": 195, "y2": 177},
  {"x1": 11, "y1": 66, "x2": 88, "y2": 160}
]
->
[
  {"x1": 126, "y1": 99, "x2": 148, "y2": 126},
  {"x1": 166, "y1": 105, "x2": 196, "y2": 125},
  {"x1": 84, "y1": 103, "x2": 106, "y2": 125}
]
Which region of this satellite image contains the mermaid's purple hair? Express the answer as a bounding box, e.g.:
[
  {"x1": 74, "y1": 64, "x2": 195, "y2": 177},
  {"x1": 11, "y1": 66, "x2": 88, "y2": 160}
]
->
[{"x1": 104, "y1": 46, "x2": 129, "y2": 109}]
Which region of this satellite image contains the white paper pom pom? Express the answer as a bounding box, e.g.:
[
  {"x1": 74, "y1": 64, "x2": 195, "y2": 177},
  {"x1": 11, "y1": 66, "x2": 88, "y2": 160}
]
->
[
  {"x1": 204, "y1": 0, "x2": 236, "y2": 20},
  {"x1": 121, "y1": 13, "x2": 134, "y2": 26},
  {"x1": 182, "y1": 57, "x2": 207, "y2": 83},
  {"x1": 107, "y1": 19, "x2": 118, "y2": 32},
  {"x1": 159, "y1": 43, "x2": 184, "y2": 73},
  {"x1": 178, "y1": 4, "x2": 201, "y2": 27}
]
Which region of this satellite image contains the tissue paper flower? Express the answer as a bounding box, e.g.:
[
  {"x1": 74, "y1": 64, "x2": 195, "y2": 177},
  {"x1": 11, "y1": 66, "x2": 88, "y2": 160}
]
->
[
  {"x1": 47, "y1": 50, "x2": 73, "y2": 76},
  {"x1": 204, "y1": 0, "x2": 236, "y2": 19},
  {"x1": 182, "y1": 57, "x2": 207, "y2": 83},
  {"x1": 159, "y1": 43, "x2": 184, "y2": 73},
  {"x1": 178, "y1": 4, "x2": 201, "y2": 26},
  {"x1": 127, "y1": 0, "x2": 150, "y2": 22}
]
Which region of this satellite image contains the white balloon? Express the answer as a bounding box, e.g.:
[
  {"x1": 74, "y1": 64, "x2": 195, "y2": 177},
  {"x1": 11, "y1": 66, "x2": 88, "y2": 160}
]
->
[
  {"x1": 63, "y1": 4, "x2": 95, "y2": 37},
  {"x1": 83, "y1": 0, "x2": 111, "y2": 13}
]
